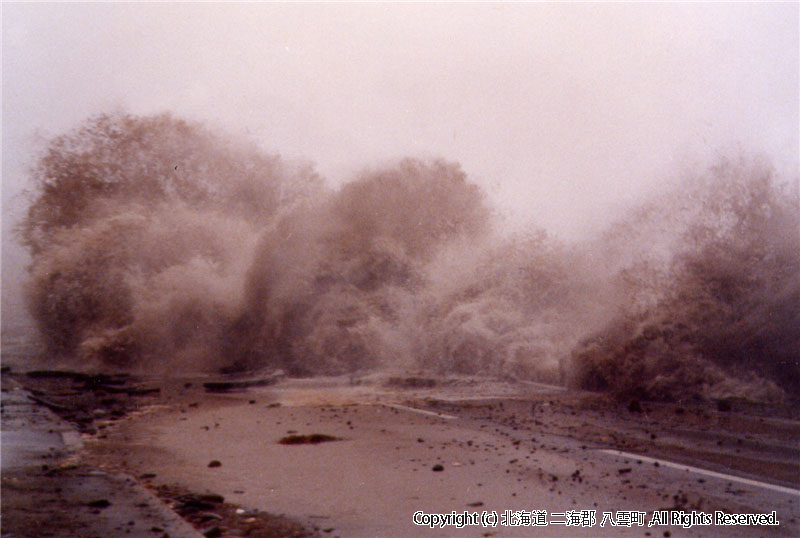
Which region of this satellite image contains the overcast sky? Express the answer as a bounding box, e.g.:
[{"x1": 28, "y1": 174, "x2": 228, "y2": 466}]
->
[{"x1": 2, "y1": 2, "x2": 798, "y2": 326}]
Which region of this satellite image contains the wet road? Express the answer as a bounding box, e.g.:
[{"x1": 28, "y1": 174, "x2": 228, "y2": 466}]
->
[
  {"x1": 87, "y1": 376, "x2": 800, "y2": 537},
  {"x1": 1, "y1": 380, "x2": 83, "y2": 470},
  {"x1": 1, "y1": 378, "x2": 200, "y2": 538}
]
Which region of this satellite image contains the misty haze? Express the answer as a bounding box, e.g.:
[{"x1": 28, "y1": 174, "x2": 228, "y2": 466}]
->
[{"x1": 2, "y1": 3, "x2": 798, "y2": 538}]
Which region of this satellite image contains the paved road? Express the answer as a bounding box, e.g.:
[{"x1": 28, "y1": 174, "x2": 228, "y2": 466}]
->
[
  {"x1": 1, "y1": 378, "x2": 200, "y2": 538},
  {"x1": 92, "y1": 376, "x2": 800, "y2": 537}
]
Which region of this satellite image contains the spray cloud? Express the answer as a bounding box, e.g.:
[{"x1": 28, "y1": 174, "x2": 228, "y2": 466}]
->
[{"x1": 20, "y1": 112, "x2": 800, "y2": 402}]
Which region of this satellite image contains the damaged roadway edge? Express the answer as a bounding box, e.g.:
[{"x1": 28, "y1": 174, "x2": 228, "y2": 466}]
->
[
  {"x1": 1, "y1": 377, "x2": 199, "y2": 537},
  {"x1": 1, "y1": 370, "x2": 318, "y2": 538}
]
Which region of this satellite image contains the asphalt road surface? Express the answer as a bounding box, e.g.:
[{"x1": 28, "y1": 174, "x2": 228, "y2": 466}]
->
[
  {"x1": 1, "y1": 377, "x2": 200, "y2": 538},
  {"x1": 79, "y1": 374, "x2": 800, "y2": 537}
]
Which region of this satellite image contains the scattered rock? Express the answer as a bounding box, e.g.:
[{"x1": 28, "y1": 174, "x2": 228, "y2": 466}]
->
[
  {"x1": 279, "y1": 434, "x2": 339, "y2": 445},
  {"x1": 208, "y1": 460, "x2": 222, "y2": 468},
  {"x1": 87, "y1": 499, "x2": 111, "y2": 508},
  {"x1": 202, "y1": 525, "x2": 222, "y2": 538},
  {"x1": 627, "y1": 400, "x2": 643, "y2": 413},
  {"x1": 432, "y1": 464, "x2": 444, "y2": 472},
  {"x1": 155, "y1": 484, "x2": 314, "y2": 537},
  {"x1": 199, "y1": 512, "x2": 223, "y2": 522},
  {"x1": 175, "y1": 492, "x2": 224, "y2": 513}
]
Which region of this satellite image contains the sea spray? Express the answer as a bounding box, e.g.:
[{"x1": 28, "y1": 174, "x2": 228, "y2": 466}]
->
[{"x1": 20, "y1": 113, "x2": 800, "y2": 402}]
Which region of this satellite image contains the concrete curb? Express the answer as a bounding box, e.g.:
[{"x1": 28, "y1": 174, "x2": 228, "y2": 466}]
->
[{"x1": 1, "y1": 383, "x2": 201, "y2": 537}]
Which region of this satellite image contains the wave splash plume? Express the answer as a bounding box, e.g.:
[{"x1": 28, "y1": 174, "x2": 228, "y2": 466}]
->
[{"x1": 19, "y1": 113, "x2": 800, "y2": 403}]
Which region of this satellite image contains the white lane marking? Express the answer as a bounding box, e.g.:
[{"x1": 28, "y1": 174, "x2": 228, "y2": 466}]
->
[
  {"x1": 382, "y1": 403, "x2": 457, "y2": 420},
  {"x1": 516, "y1": 380, "x2": 566, "y2": 392},
  {"x1": 758, "y1": 416, "x2": 800, "y2": 427},
  {"x1": 599, "y1": 449, "x2": 800, "y2": 497}
]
